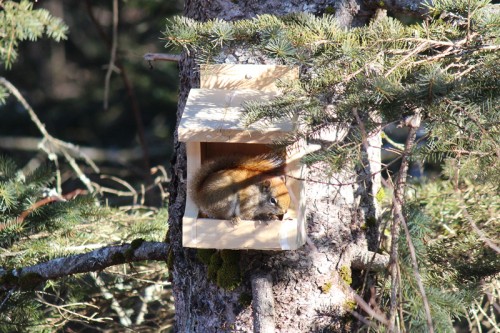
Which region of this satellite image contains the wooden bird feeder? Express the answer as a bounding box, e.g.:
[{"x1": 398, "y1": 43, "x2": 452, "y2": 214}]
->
[{"x1": 179, "y1": 64, "x2": 306, "y2": 250}]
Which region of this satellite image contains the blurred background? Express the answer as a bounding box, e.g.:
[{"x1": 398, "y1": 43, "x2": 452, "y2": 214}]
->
[
  {"x1": 0, "y1": 0, "x2": 182, "y2": 205},
  {"x1": 0, "y1": 2, "x2": 182, "y2": 331}
]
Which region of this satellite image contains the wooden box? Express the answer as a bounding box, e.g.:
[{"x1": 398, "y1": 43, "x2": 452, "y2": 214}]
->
[{"x1": 179, "y1": 64, "x2": 306, "y2": 250}]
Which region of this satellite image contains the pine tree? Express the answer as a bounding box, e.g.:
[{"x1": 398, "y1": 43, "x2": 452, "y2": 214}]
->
[{"x1": 164, "y1": 0, "x2": 499, "y2": 330}]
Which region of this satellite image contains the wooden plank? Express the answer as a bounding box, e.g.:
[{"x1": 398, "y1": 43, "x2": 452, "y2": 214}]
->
[
  {"x1": 286, "y1": 150, "x2": 307, "y2": 248},
  {"x1": 182, "y1": 218, "x2": 301, "y2": 250},
  {"x1": 178, "y1": 89, "x2": 293, "y2": 143},
  {"x1": 183, "y1": 142, "x2": 202, "y2": 248},
  {"x1": 200, "y1": 64, "x2": 299, "y2": 92}
]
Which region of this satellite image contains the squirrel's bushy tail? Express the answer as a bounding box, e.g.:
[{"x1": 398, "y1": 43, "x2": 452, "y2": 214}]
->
[{"x1": 190, "y1": 154, "x2": 285, "y2": 192}]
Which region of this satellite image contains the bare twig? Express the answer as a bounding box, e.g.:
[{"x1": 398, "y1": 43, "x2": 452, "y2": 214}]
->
[
  {"x1": 0, "y1": 288, "x2": 15, "y2": 311},
  {"x1": 388, "y1": 112, "x2": 434, "y2": 333},
  {"x1": 85, "y1": 0, "x2": 151, "y2": 178},
  {"x1": 396, "y1": 262, "x2": 405, "y2": 333},
  {"x1": 103, "y1": 0, "x2": 119, "y2": 110},
  {"x1": 100, "y1": 174, "x2": 138, "y2": 202},
  {"x1": 350, "y1": 310, "x2": 378, "y2": 329},
  {"x1": 0, "y1": 135, "x2": 169, "y2": 162},
  {"x1": 352, "y1": 108, "x2": 370, "y2": 152},
  {"x1": 343, "y1": 51, "x2": 384, "y2": 82},
  {"x1": 466, "y1": 0, "x2": 471, "y2": 45},
  {"x1": 399, "y1": 209, "x2": 434, "y2": 332},
  {"x1": 91, "y1": 272, "x2": 132, "y2": 326},
  {"x1": 17, "y1": 195, "x2": 65, "y2": 223},
  {"x1": 135, "y1": 284, "x2": 163, "y2": 325},
  {"x1": 143, "y1": 53, "x2": 181, "y2": 63},
  {"x1": 0, "y1": 77, "x2": 97, "y2": 192},
  {"x1": 348, "y1": 286, "x2": 389, "y2": 326},
  {"x1": 385, "y1": 41, "x2": 430, "y2": 77},
  {"x1": 36, "y1": 297, "x2": 111, "y2": 324}
]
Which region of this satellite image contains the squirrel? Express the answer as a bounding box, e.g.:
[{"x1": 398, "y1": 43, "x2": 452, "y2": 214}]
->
[{"x1": 189, "y1": 154, "x2": 291, "y2": 224}]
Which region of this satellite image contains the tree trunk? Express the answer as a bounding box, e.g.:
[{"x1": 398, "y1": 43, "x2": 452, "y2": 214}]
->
[{"x1": 167, "y1": 1, "x2": 404, "y2": 332}]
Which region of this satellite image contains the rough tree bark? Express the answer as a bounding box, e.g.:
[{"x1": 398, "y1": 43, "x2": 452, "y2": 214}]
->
[{"x1": 167, "y1": 1, "x2": 427, "y2": 332}]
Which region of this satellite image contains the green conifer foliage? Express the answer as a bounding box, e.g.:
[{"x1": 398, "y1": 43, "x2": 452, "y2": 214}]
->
[
  {"x1": 164, "y1": 1, "x2": 498, "y2": 172},
  {"x1": 0, "y1": 156, "x2": 168, "y2": 331},
  {"x1": 0, "y1": 157, "x2": 94, "y2": 328},
  {"x1": 0, "y1": 0, "x2": 68, "y2": 69}
]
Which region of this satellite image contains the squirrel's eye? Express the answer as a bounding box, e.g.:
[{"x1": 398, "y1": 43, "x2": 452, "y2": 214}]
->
[{"x1": 270, "y1": 197, "x2": 278, "y2": 205}]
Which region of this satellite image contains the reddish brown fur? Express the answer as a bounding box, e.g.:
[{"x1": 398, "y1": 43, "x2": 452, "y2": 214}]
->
[{"x1": 190, "y1": 155, "x2": 290, "y2": 221}]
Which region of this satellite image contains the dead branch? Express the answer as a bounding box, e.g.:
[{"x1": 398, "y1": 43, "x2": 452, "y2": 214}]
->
[
  {"x1": 0, "y1": 135, "x2": 169, "y2": 163},
  {"x1": 103, "y1": 0, "x2": 119, "y2": 110},
  {"x1": 388, "y1": 111, "x2": 434, "y2": 333},
  {"x1": 251, "y1": 272, "x2": 276, "y2": 333},
  {"x1": 91, "y1": 271, "x2": 132, "y2": 326},
  {"x1": 385, "y1": 41, "x2": 431, "y2": 77},
  {"x1": 143, "y1": 53, "x2": 181, "y2": 63},
  {"x1": 347, "y1": 285, "x2": 389, "y2": 327},
  {"x1": 0, "y1": 241, "x2": 169, "y2": 290},
  {"x1": 85, "y1": 0, "x2": 151, "y2": 179},
  {"x1": 0, "y1": 77, "x2": 97, "y2": 192},
  {"x1": 36, "y1": 297, "x2": 111, "y2": 324}
]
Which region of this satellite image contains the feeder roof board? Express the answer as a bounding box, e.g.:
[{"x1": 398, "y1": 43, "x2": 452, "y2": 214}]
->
[
  {"x1": 199, "y1": 64, "x2": 299, "y2": 91},
  {"x1": 178, "y1": 88, "x2": 294, "y2": 144}
]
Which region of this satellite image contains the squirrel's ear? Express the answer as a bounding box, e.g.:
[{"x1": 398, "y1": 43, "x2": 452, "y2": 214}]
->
[{"x1": 261, "y1": 180, "x2": 271, "y2": 190}]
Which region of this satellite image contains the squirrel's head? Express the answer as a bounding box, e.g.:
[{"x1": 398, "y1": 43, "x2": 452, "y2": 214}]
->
[{"x1": 259, "y1": 176, "x2": 291, "y2": 216}]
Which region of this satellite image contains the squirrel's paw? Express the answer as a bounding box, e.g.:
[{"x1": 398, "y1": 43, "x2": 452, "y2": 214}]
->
[
  {"x1": 230, "y1": 216, "x2": 242, "y2": 226},
  {"x1": 255, "y1": 214, "x2": 280, "y2": 226},
  {"x1": 257, "y1": 219, "x2": 271, "y2": 226}
]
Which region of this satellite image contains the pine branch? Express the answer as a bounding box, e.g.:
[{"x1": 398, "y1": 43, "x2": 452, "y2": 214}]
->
[
  {"x1": 0, "y1": 241, "x2": 169, "y2": 290},
  {"x1": 163, "y1": 5, "x2": 499, "y2": 330},
  {"x1": 0, "y1": 0, "x2": 68, "y2": 68},
  {"x1": 455, "y1": 183, "x2": 500, "y2": 254}
]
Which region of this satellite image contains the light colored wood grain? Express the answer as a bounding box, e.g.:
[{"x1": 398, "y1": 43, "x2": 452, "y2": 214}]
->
[
  {"x1": 178, "y1": 89, "x2": 293, "y2": 143},
  {"x1": 183, "y1": 218, "x2": 281, "y2": 250},
  {"x1": 183, "y1": 142, "x2": 202, "y2": 248},
  {"x1": 200, "y1": 64, "x2": 299, "y2": 91}
]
